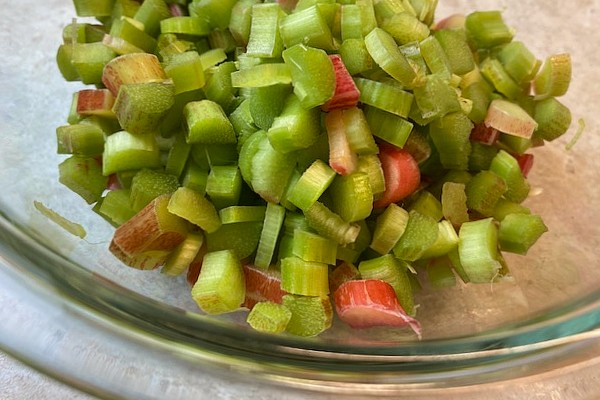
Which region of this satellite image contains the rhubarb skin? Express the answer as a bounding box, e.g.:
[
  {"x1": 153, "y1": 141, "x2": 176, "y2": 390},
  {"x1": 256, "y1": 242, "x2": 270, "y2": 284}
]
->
[
  {"x1": 325, "y1": 109, "x2": 358, "y2": 175},
  {"x1": 111, "y1": 194, "x2": 189, "y2": 258},
  {"x1": 333, "y1": 279, "x2": 422, "y2": 338},
  {"x1": 242, "y1": 263, "x2": 288, "y2": 309},
  {"x1": 322, "y1": 54, "x2": 360, "y2": 112},
  {"x1": 76, "y1": 88, "x2": 116, "y2": 118}
]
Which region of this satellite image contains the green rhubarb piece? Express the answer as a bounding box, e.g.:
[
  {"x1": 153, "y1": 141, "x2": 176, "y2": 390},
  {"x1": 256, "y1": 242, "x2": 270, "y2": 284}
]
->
[
  {"x1": 489, "y1": 150, "x2": 530, "y2": 203},
  {"x1": 59, "y1": 156, "x2": 108, "y2": 204},
  {"x1": 534, "y1": 54, "x2": 572, "y2": 99},
  {"x1": 184, "y1": 100, "x2": 236, "y2": 144},
  {"x1": 534, "y1": 97, "x2": 572, "y2": 141},
  {"x1": 206, "y1": 165, "x2": 242, "y2": 209},
  {"x1": 282, "y1": 44, "x2": 336, "y2": 109},
  {"x1": 497, "y1": 41, "x2": 541, "y2": 84},
  {"x1": 102, "y1": 129, "x2": 161, "y2": 176},
  {"x1": 341, "y1": 107, "x2": 378, "y2": 156},
  {"x1": 165, "y1": 133, "x2": 191, "y2": 179},
  {"x1": 419, "y1": 35, "x2": 452, "y2": 78},
  {"x1": 248, "y1": 84, "x2": 293, "y2": 131},
  {"x1": 339, "y1": 38, "x2": 374, "y2": 76},
  {"x1": 56, "y1": 123, "x2": 105, "y2": 156},
  {"x1": 203, "y1": 61, "x2": 239, "y2": 113},
  {"x1": 461, "y1": 82, "x2": 492, "y2": 124},
  {"x1": 206, "y1": 221, "x2": 263, "y2": 259},
  {"x1": 363, "y1": 106, "x2": 413, "y2": 148},
  {"x1": 73, "y1": 0, "x2": 114, "y2": 17},
  {"x1": 492, "y1": 198, "x2": 531, "y2": 222},
  {"x1": 160, "y1": 16, "x2": 211, "y2": 37},
  {"x1": 254, "y1": 202, "x2": 286, "y2": 269},
  {"x1": 429, "y1": 112, "x2": 473, "y2": 171},
  {"x1": 250, "y1": 133, "x2": 297, "y2": 203},
  {"x1": 113, "y1": 82, "x2": 175, "y2": 135},
  {"x1": 458, "y1": 217, "x2": 502, "y2": 283},
  {"x1": 358, "y1": 254, "x2": 416, "y2": 316},
  {"x1": 281, "y1": 256, "x2": 330, "y2": 297},
  {"x1": 246, "y1": 302, "x2": 292, "y2": 334},
  {"x1": 267, "y1": 93, "x2": 321, "y2": 153},
  {"x1": 392, "y1": 210, "x2": 439, "y2": 262},
  {"x1": 408, "y1": 190, "x2": 443, "y2": 221},
  {"x1": 130, "y1": 169, "x2": 180, "y2": 212},
  {"x1": 441, "y1": 182, "x2": 469, "y2": 227},
  {"x1": 229, "y1": 0, "x2": 260, "y2": 46},
  {"x1": 189, "y1": 0, "x2": 238, "y2": 30},
  {"x1": 468, "y1": 142, "x2": 499, "y2": 172},
  {"x1": 465, "y1": 10, "x2": 514, "y2": 49},
  {"x1": 191, "y1": 250, "x2": 245, "y2": 314},
  {"x1": 219, "y1": 206, "x2": 266, "y2": 224},
  {"x1": 280, "y1": 5, "x2": 336, "y2": 51},
  {"x1": 329, "y1": 172, "x2": 373, "y2": 222},
  {"x1": 246, "y1": 3, "x2": 285, "y2": 58},
  {"x1": 282, "y1": 294, "x2": 333, "y2": 337},
  {"x1": 370, "y1": 203, "x2": 409, "y2": 255},
  {"x1": 56, "y1": 44, "x2": 80, "y2": 81},
  {"x1": 291, "y1": 230, "x2": 337, "y2": 265},
  {"x1": 433, "y1": 29, "x2": 475, "y2": 76},
  {"x1": 110, "y1": 17, "x2": 157, "y2": 53},
  {"x1": 426, "y1": 256, "x2": 457, "y2": 289},
  {"x1": 354, "y1": 77, "x2": 414, "y2": 118},
  {"x1": 164, "y1": 51, "x2": 206, "y2": 94},
  {"x1": 381, "y1": 12, "x2": 429, "y2": 45},
  {"x1": 231, "y1": 63, "x2": 292, "y2": 88},
  {"x1": 419, "y1": 220, "x2": 459, "y2": 259},
  {"x1": 413, "y1": 74, "x2": 461, "y2": 120},
  {"x1": 167, "y1": 186, "x2": 222, "y2": 233},
  {"x1": 498, "y1": 213, "x2": 548, "y2": 255},
  {"x1": 133, "y1": 0, "x2": 171, "y2": 36},
  {"x1": 304, "y1": 201, "x2": 361, "y2": 246},
  {"x1": 97, "y1": 189, "x2": 136, "y2": 227},
  {"x1": 287, "y1": 160, "x2": 336, "y2": 211},
  {"x1": 480, "y1": 58, "x2": 522, "y2": 100},
  {"x1": 364, "y1": 27, "x2": 417, "y2": 88},
  {"x1": 182, "y1": 160, "x2": 209, "y2": 194},
  {"x1": 162, "y1": 232, "x2": 204, "y2": 277},
  {"x1": 71, "y1": 42, "x2": 117, "y2": 85},
  {"x1": 465, "y1": 170, "x2": 507, "y2": 217},
  {"x1": 356, "y1": 154, "x2": 385, "y2": 198},
  {"x1": 33, "y1": 201, "x2": 87, "y2": 239}
]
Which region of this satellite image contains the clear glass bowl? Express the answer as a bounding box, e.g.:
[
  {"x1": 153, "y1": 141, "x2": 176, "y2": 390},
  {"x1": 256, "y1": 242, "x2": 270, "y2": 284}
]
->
[{"x1": 1, "y1": 0, "x2": 599, "y2": 398}]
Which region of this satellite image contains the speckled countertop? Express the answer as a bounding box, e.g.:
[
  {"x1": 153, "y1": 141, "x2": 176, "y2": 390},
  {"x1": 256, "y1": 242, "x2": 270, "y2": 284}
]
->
[{"x1": 1, "y1": 0, "x2": 599, "y2": 398}]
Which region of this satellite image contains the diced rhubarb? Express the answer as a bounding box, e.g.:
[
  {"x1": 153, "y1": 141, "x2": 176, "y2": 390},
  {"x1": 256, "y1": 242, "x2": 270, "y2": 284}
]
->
[
  {"x1": 432, "y1": 14, "x2": 466, "y2": 31},
  {"x1": 325, "y1": 109, "x2": 358, "y2": 175},
  {"x1": 333, "y1": 279, "x2": 421, "y2": 338},
  {"x1": 106, "y1": 174, "x2": 122, "y2": 190},
  {"x1": 242, "y1": 263, "x2": 288, "y2": 309},
  {"x1": 329, "y1": 261, "x2": 360, "y2": 295},
  {"x1": 322, "y1": 55, "x2": 361, "y2": 112},
  {"x1": 516, "y1": 153, "x2": 534, "y2": 178},
  {"x1": 373, "y1": 143, "x2": 421, "y2": 209},
  {"x1": 277, "y1": 0, "x2": 298, "y2": 12},
  {"x1": 111, "y1": 194, "x2": 188, "y2": 258},
  {"x1": 169, "y1": 3, "x2": 187, "y2": 16},
  {"x1": 470, "y1": 123, "x2": 500, "y2": 145},
  {"x1": 76, "y1": 89, "x2": 116, "y2": 118}
]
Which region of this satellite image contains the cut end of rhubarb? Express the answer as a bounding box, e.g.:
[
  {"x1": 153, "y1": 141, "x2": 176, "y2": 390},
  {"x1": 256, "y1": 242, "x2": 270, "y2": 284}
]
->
[{"x1": 484, "y1": 99, "x2": 538, "y2": 139}]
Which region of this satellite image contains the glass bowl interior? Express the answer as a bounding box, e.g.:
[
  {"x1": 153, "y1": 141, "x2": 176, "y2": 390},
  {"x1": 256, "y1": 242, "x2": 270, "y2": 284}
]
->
[{"x1": 1, "y1": 0, "x2": 599, "y2": 394}]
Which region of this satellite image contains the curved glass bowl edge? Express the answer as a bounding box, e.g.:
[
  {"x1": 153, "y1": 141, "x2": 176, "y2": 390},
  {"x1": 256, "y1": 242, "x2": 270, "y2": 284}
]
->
[{"x1": 1, "y1": 206, "x2": 599, "y2": 397}]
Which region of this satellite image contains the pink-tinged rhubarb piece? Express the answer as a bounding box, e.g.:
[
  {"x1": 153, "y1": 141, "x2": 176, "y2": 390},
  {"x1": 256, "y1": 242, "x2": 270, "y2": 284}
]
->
[
  {"x1": 373, "y1": 143, "x2": 421, "y2": 209},
  {"x1": 242, "y1": 263, "x2": 288, "y2": 309},
  {"x1": 334, "y1": 279, "x2": 421, "y2": 338},
  {"x1": 484, "y1": 99, "x2": 538, "y2": 139},
  {"x1": 516, "y1": 153, "x2": 534, "y2": 178},
  {"x1": 322, "y1": 55, "x2": 360, "y2": 112},
  {"x1": 102, "y1": 53, "x2": 167, "y2": 96},
  {"x1": 329, "y1": 261, "x2": 360, "y2": 295},
  {"x1": 76, "y1": 88, "x2": 116, "y2": 118},
  {"x1": 470, "y1": 123, "x2": 500, "y2": 145},
  {"x1": 325, "y1": 109, "x2": 358, "y2": 175}
]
